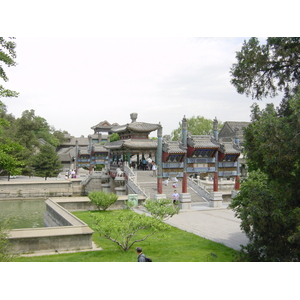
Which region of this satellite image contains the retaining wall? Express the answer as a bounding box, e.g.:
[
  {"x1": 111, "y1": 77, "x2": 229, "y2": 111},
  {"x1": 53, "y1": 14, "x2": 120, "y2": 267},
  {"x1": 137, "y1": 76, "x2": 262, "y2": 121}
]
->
[
  {"x1": 0, "y1": 179, "x2": 83, "y2": 199},
  {"x1": 8, "y1": 198, "x2": 94, "y2": 254}
]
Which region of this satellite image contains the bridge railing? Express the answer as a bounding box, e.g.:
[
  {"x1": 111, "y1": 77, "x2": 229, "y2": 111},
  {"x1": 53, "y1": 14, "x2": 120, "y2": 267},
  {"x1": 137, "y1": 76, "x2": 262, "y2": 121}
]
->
[
  {"x1": 124, "y1": 163, "x2": 149, "y2": 198},
  {"x1": 188, "y1": 177, "x2": 210, "y2": 202}
]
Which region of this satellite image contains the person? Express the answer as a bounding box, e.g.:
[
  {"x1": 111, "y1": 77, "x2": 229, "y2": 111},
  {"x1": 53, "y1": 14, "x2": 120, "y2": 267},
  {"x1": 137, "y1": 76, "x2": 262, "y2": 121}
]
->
[
  {"x1": 152, "y1": 162, "x2": 157, "y2": 177},
  {"x1": 172, "y1": 190, "x2": 180, "y2": 204},
  {"x1": 136, "y1": 247, "x2": 147, "y2": 262},
  {"x1": 142, "y1": 158, "x2": 147, "y2": 170},
  {"x1": 147, "y1": 157, "x2": 152, "y2": 170}
]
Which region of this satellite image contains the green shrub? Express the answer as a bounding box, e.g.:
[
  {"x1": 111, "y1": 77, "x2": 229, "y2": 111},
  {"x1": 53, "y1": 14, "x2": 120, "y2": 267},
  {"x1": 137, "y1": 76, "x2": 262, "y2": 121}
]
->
[
  {"x1": 88, "y1": 190, "x2": 118, "y2": 211},
  {"x1": 143, "y1": 198, "x2": 180, "y2": 220}
]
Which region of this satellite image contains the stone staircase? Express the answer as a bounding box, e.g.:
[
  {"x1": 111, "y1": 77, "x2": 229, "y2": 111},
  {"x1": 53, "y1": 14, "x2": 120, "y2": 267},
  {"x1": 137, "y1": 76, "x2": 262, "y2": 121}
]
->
[{"x1": 134, "y1": 170, "x2": 208, "y2": 203}]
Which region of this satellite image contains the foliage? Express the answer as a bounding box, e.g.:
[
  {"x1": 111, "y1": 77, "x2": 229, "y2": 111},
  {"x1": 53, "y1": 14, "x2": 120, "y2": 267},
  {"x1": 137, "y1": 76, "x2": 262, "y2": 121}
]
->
[
  {"x1": 230, "y1": 37, "x2": 300, "y2": 261},
  {"x1": 0, "y1": 105, "x2": 25, "y2": 178},
  {"x1": 14, "y1": 109, "x2": 60, "y2": 149},
  {"x1": 88, "y1": 190, "x2": 118, "y2": 211},
  {"x1": 0, "y1": 139, "x2": 24, "y2": 178},
  {"x1": 230, "y1": 37, "x2": 300, "y2": 100},
  {"x1": 0, "y1": 37, "x2": 19, "y2": 99},
  {"x1": 171, "y1": 115, "x2": 222, "y2": 141},
  {"x1": 0, "y1": 219, "x2": 16, "y2": 262},
  {"x1": 109, "y1": 133, "x2": 120, "y2": 142},
  {"x1": 143, "y1": 198, "x2": 180, "y2": 221},
  {"x1": 230, "y1": 90, "x2": 300, "y2": 261},
  {"x1": 31, "y1": 144, "x2": 62, "y2": 180},
  {"x1": 230, "y1": 171, "x2": 300, "y2": 262},
  {"x1": 91, "y1": 210, "x2": 171, "y2": 251}
]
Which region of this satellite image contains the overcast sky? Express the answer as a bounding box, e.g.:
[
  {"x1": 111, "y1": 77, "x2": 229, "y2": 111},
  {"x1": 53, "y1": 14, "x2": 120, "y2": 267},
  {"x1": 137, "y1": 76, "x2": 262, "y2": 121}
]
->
[{"x1": 3, "y1": 37, "x2": 283, "y2": 138}]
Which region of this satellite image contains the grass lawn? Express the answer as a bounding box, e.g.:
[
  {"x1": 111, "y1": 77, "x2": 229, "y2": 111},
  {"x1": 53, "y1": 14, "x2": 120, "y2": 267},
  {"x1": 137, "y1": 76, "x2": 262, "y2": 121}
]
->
[{"x1": 14, "y1": 210, "x2": 237, "y2": 262}]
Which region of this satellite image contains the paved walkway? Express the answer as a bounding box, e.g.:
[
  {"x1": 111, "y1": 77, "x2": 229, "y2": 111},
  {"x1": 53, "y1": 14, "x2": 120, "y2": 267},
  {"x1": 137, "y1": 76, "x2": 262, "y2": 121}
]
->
[
  {"x1": 134, "y1": 202, "x2": 248, "y2": 251},
  {"x1": 164, "y1": 204, "x2": 249, "y2": 251}
]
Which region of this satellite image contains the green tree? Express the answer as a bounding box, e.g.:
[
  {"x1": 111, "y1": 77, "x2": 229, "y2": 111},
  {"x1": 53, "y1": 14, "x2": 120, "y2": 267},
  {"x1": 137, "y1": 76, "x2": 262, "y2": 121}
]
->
[
  {"x1": 91, "y1": 210, "x2": 170, "y2": 251},
  {"x1": 143, "y1": 198, "x2": 180, "y2": 221},
  {"x1": 0, "y1": 37, "x2": 19, "y2": 99},
  {"x1": 230, "y1": 86, "x2": 300, "y2": 261},
  {"x1": 88, "y1": 190, "x2": 118, "y2": 211},
  {"x1": 109, "y1": 133, "x2": 120, "y2": 142},
  {"x1": 31, "y1": 144, "x2": 62, "y2": 180},
  {"x1": 0, "y1": 103, "x2": 24, "y2": 179},
  {"x1": 230, "y1": 37, "x2": 300, "y2": 100},
  {"x1": 0, "y1": 139, "x2": 24, "y2": 179},
  {"x1": 171, "y1": 115, "x2": 222, "y2": 141}
]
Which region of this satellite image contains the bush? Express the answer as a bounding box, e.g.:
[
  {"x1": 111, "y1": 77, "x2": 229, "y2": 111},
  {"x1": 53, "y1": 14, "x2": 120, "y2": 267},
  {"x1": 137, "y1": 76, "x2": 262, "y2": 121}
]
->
[
  {"x1": 143, "y1": 198, "x2": 180, "y2": 220},
  {"x1": 88, "y1": 190, "x2": 118, "y2": 211}
]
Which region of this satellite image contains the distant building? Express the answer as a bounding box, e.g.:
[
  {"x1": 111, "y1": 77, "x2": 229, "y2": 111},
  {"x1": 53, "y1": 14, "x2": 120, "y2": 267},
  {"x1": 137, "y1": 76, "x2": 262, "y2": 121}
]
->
[{"x1": 219, "y1": 121, "x2": 250, "y2": 145}]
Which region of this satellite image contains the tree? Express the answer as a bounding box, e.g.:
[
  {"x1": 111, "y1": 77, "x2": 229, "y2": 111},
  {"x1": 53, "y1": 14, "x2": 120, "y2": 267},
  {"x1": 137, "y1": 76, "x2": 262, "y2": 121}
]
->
[
  {"x1": 171, "y1": 115, "x2": 222, "y2": 141},
  {"x1": 109, "y1": 133, "x2": 120, "y2": 142},
  {"x1": 230, "y1": 37, "x2": 300, "y2": 100},
  {"x1": 0, "y1": 37, "x2": 19, "y2": 99},
  {"x1": 0, "y1": 103, "x2": 24, "y2": 179},
  {"x1": 230, "y1": 85, "x2": 300, "y2": 261},
  {"x1": 31, "y1": 144, "x2": 62, "y2": 180},
  {"x1": 0, "y1": 139, "x2": 24, "y2": 179},
  {"x1": 88, "y1": 190, "x2": 118, "y2": 211},
  {"x1": 91, "y1": 210, "x2": 170, "y2": 251},
  {"x1": 143, "y1": 198, "x2": 180, "y2": 221}
]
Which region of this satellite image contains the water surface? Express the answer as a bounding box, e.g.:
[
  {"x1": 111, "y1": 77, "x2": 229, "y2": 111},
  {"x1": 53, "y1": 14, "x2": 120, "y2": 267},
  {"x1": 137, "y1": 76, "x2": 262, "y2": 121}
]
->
[{"x1": 0, "y1": 199, "x2": 46, "y2": 229}]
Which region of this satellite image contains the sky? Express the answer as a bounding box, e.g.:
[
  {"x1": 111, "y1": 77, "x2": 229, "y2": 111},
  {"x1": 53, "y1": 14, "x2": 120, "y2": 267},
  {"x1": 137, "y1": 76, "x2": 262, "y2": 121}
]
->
[{"x1": 3, "y1": 37, "x2": 283, "y2": 138}]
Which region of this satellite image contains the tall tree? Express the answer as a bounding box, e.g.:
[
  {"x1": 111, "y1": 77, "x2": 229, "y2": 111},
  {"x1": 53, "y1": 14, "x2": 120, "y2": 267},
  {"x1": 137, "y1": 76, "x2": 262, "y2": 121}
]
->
[
  {"x1": 230, "y1": 37, "x2": 300, "y2": 261},
  {"x1": 230, "y1": 37, "x2": 300, "y2": 100},
  {"x1": 0, "y1": 37, "x2": 19, "y2": 99},
  {"x1": 31, "y1": 144, "x2": 62, "y2": 180},
  {"x1": 171, "y1": 115, "x2": 222, "y2": 141}
]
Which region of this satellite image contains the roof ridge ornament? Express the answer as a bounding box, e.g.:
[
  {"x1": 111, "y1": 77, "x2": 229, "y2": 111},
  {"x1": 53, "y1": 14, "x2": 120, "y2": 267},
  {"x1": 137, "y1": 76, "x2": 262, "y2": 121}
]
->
[{"x1": 130, "y1": 112, "x2": 138, "y2": 123}]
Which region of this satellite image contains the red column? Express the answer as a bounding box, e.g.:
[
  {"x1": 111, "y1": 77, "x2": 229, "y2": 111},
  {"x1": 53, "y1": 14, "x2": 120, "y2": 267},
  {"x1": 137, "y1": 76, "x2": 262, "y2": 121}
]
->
[
  {"x1": 157, "y1": 177, "x2": 163, "y2": 194},
  {"x1": 182, "y1": 173, "x2": 188, "y2": 193},
  {"x1": 213, "y1": 172, "x2": 218, "y2": 191},
  {"x1": 235, "y1": 175, "x2": 240, "y2": 190}
]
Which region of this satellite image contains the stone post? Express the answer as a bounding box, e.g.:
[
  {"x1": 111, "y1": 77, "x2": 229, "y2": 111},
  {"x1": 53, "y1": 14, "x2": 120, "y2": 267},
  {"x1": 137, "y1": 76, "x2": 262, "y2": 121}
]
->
[
  {"x1": 234, "y1": 128, "x2": 240, "y2": 190},
  {"x1": 209, "y1": 117, "x2": 222, "y2": 207},
  {"x1": 89, "y1": 135, "x2": 93, "y2": 173},
  {"x1": 179, "y1": 116, "x2": 191, "y2": 209},
  {"x1": 154, "y1": 123, "x2": 166, "y2": 200},
  {"x1": 213, "y1": 117, "x2": 219, "y2": 192},
  {"x1": 75, "y1": 140, "x2": 79, "y2": 175}
]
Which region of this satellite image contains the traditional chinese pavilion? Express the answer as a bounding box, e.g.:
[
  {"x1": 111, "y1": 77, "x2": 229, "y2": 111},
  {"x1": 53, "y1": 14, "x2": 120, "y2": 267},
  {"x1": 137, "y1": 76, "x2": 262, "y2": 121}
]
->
[{"x1": 104, "y1": 112, "x2": 161, "y2": 177}]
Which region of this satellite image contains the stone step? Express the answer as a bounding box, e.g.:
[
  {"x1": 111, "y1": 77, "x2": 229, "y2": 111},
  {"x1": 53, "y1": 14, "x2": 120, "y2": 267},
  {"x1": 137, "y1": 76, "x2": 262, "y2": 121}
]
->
[{"x1": 134, "y1": 170, "x2": 207, "y2": 202}]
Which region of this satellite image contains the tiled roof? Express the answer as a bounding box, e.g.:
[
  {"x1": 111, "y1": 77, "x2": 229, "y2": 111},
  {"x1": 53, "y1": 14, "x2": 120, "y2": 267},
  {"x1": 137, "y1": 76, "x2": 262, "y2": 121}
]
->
[
  {"x1": 79, "y1": 147, "x2": 90, "y2": 155},
  {"x1": 219, "y1": 142, "x2": 241, "y2": 154},
  {"x1": 57, "y1": 147, "x2": 76, "y2": 161},
  {"x1": 104, "y1": 140, "x2": 124, "y2": 149},
  {"x1": 219, "y1": 121, "x2": 251, "y2": 142},
  {"x1": 128, "y1": 122, "x2": 160, "y2": 132},
  {"x1": 91, "y1": 120, "x2": 120, "y2": 129},
  {"x1": 187, "y1": 135, "x2": 219, "y2": 148},
  {"x1": 162, "y1": 141, "x2": 186, "y2": 153},
  {"x1": 112, "y1": 122, "x2": 160, "y2": 133},
  {"x1": 93, "y1": 145, "x2": 108, "y2": 152},
  {"x1": 104, "y1": 139, "x2": 157, "y2": 150}
]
